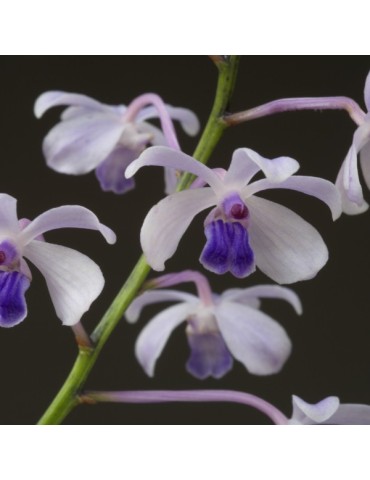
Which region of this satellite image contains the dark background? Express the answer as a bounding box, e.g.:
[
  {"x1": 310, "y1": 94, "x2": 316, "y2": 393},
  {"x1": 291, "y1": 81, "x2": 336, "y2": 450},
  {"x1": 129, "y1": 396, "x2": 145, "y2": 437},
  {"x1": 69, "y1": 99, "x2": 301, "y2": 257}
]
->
[{"x1": 1, "y1": 56, "x2": 370, "y2": 425}]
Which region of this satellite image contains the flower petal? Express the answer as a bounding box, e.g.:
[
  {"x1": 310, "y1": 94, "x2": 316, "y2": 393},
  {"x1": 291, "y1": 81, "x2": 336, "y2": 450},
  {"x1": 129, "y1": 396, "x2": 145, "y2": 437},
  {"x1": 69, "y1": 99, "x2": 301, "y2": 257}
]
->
[
  {"x1": 328, "y1": 404, "x2": 370, "y2": 425},
  {"x1": 186, "y1": 332, "x2": 233, "y2": 379},
  {"x1": 221, "y1": 285, "x2": 302, "y2": 315},
  {"x1": 224, "y1": 148, "x2": 299, "y2": 188},
  {"x1": 95, "y1": 147, "x2": 137, "y2": 194},
  {"x1": 43, "y1": 113, "x2": 125, "y2": 175},
  {"x1": 199, "y1": 220, "x2": 255, "y2": 278},
  {"x1": 140, "y1": 187, "x2": 217, "y2": 271},
  {"x1": 359, "y1": 140, "x2": 370, "y2": 189},
  {"x1": 0, "y1": 194, "x2": 20, "y2": 233},
  {"x1": 125, "y1": 146, "x2": 224, "y2": 192},
  {"x1": 23, "y1": 240, "x2": 105, "y2": 326},
  {"x1": 19, "y1": 205, "x2": 116, "y2": 246},
  {"x1": 215, "y1": 300, "x2": 292, "y2": 375},
  {"x1": 245, "y1": 176, "x2": 341, "y2": 220},
  {"x1": 364, "y1": 71, "x2": 370, "y2": 112},
  {"x1": 137, "y1": 105, "x2": 200, "y2": 136},
  {"x1": 34, "y1": 91, "x2": 109, "y2": 118},
  {"x1": 247, "y1": 196, "x2": 328, "y2": 284},
  {"x1": 335, "y1": 160, "x2": 369, "y2": 215},
  {"x1": 291, "y1": 395, "x2": 340, "y2": 424},
  {"x1": 135, "y1": 302, "x2": 194, "y2": 376},
  {"x1": 0, "y1": 271, "x2": 30, "y2": 328},
  {"x1": 126, "y1": 289, "x2": 198, "y2": 323}
]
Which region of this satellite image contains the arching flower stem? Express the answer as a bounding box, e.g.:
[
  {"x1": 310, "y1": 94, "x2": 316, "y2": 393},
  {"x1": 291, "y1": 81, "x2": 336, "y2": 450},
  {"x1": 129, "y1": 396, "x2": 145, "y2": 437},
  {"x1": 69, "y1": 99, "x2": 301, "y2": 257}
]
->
[
  {"x1": 145, "y1": 270, "x2": 214, "y2": 306},
  {"x1": 225, "y1": 96, "x2": 366, "y2": 127},
  {"x1": 123, "y1": 93, "x2": 181, "y2": 150},
  {"x1": 80, "y1": 389, "x2": 289, "y2": 425}
]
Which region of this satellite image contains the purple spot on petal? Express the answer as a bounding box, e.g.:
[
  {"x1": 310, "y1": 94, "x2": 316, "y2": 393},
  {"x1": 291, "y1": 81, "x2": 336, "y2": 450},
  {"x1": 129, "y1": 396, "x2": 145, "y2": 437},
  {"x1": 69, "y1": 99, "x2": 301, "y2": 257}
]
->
[
  {"x1": 222, "y1": 192, "x2": 249, "y2": 222},
  {"x1": 186, "y1": 332, "x2": 233, "y2": 379},
  {"x1": 0, "y1": 240, "x2": 19, "y2": 267},
  {"x1": 200, "y1": 220, "x2": 255, "y2": 278},
  {"x1": 0, "y1": 271, "x2": 30, "y2": 327},
  {"x1": 95, "y1": 146, "x2": 138, "y2": 194}
]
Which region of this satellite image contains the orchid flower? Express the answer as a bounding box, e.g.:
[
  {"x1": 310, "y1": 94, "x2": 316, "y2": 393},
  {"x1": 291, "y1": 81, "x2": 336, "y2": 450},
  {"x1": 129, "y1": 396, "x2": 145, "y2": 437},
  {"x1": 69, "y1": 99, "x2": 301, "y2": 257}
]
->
[
  {"x1": 336, "y1": 70, "x2": 370, "y2": 214},
  {"x1": 34, "y1": 91, "x2": 200, "y2": 195},
  {"x1": 126, "y1": 146, "x2": 341, "y2": 284},
  {"x1": 0, "y1": 193, "x2": 116, "y2": 327},
  {"x1": 126, "y1": 270, "x2": 302, "y2": 379},
  {"x1": 288, "y1": 395, "x2": 370, "y2": 425}
]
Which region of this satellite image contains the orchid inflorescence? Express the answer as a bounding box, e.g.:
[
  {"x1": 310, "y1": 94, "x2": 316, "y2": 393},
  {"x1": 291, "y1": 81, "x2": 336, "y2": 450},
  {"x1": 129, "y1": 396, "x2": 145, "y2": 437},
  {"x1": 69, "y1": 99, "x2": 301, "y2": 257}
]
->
[{"x1": 2, "y1": 56, "x2": 370, "y2": 425}]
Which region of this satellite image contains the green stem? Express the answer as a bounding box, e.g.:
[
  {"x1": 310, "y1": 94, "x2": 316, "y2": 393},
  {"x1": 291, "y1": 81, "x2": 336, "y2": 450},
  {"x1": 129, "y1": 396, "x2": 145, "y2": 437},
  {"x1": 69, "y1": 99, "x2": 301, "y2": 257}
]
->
[
  {"x1": 176, "y1": 55, "x2": 239, "y2": 188},
  {"x1": 37, "y1": 55, "x2": 240, "y2": 425}
]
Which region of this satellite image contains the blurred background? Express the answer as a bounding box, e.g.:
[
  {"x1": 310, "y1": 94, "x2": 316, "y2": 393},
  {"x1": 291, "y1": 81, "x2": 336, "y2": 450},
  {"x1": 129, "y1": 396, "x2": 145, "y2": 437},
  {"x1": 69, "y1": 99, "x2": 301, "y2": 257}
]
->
[{"x1": 1, "y1": 56, "x2": 370, "y2": 424}]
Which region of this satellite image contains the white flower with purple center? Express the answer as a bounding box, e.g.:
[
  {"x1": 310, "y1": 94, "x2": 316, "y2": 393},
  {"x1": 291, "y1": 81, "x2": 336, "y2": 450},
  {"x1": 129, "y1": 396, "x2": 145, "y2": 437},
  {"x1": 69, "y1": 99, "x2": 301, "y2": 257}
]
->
[
  {"x1": 34, "y1": 91, "x2": 199, "y2": 194},
  {"x1": 0, "y1": 193, "x2": 116, "y2": 327},
  {"x1": 336, "y1": 70, "x2": 370, "y2": 215},
  {"x1": 126, "y1": 271, "x2": 302, "y2": 379},
  {"x1": 289, "y1": 395, "x2": 370, "y2": 425},
  {"x1": 126, "y1": 146, "x2": 341, "y2": 284}
]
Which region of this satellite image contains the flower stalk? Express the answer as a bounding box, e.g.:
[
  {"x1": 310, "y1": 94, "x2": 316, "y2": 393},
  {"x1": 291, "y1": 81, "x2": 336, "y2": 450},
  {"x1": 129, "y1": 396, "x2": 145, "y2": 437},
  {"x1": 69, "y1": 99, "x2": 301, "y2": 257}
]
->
[
  {"x1": 80, "y1": 389, "x2": 289, "y2": 425},
  {"x1": 225, "y1": 96, "x2": 366, "y2": 126},
  {"x1": 37, "y1": 55, "x2": 241, "y2": 425}
]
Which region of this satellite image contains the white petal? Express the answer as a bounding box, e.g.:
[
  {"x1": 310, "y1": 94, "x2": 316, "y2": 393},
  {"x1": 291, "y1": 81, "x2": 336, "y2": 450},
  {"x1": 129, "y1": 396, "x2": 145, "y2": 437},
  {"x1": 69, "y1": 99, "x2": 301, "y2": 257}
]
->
[
  {"x1": 342, "y1": 144, "x2": 364, "y2": 204},
  {"x1": 291, "y1": 395, "x2": 340, "y2": 424},
  {"x1": 328, "y1": 404, "x2": 370, "y2": 425},
  {"x1": 23, "y1": 240, "x2": 105, "y2": 326},
  {"x1": 138, "y1": 122, "x2": 166, "y2": 146},
  {"x1": 221, "y1": 285, "x2": 302, "y2": 315},
  {"x1": 247, "y1": 196, "x2": 328, "y2": 284},
  {"x1": 43, "y1": 113, "x2": 125, "y2": 175},
  {"x1": 137, "y1": 105, "x2": 200, "y2": 136},
  {"x1": 245, "y1": 176, "x2": 342, "y2": 220},
  {"x1": 19, "y1": 205, "x2": 116, "y2": 246},
  {"x1": 135, "y1": 302, "x2": 195, "y2": 376},
  {"x1": 140, "y1": 188, "x2": 217, "y2": 271},
  {"x1": 336, "y1": 160, "x2": 369, "y2": 215},
  {"x1": 364, "y1": 71, "x2": 370, "y2": 112},
  {"x1": 359, "y1": 139, "x2": 370, "y2": 189},
  {"x1": 126, "y1": 289, "x2": 198, "y2": 323},
  {"x1": 224, "y1": 148, "x2": 299, "y2": 188},
  {"x1": 34, "y1": 91, "x2": 109, "y2": 118},
  {"x1": 215, "y1": 300, "x2": 292, "y2": 375},
  {"x1": 125, "y1": 146, "x2": 224, "y2": 192},
  {"x1": 0, "y1": 194, "x2": 20, "y2": 233}
]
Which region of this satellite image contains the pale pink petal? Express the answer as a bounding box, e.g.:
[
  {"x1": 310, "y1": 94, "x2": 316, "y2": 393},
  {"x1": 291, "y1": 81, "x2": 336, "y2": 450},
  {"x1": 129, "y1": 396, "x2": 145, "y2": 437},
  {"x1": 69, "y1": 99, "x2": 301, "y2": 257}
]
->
[
  {"x1": 0, "y1": 194, "x2": 20, "y2": 233},
  {"x1": 329, "y1": 404, "x2": 370, "y2": 425},
  {"x1": 364, "y1": 71, "x2": 370, "y2": 112},
  {"x1": 137, "y1": 105, "x2": 200, "y2": 136},
  {"x1": 140, "y1": 188, "x2": 217, "y2": 271},
  {"x1": 126, "y1": 289, "x2": 198, "y2": 323},
  {"x1": 125, "y1": 146, "x2": 224, "y2": 193},
  {"x1": 138, "y1": 122, "x2": 166, "y2": 146},
  {"x1": 221, "y1": 285, "x2": 302, "y2": 315},
  {"x1": 34, "y1": 91, "x2": 109, "y2": 118},
  {"x1": 19, "y1": 205, "x2": 116, "y2": 246},
  {"x1": 342, "y1": 144, "x2": 364, "y2": 204},
  {"x1": 359, "y1": 140, "x2": 370, "y2": 189},
  {"x1": 245, "y1": 176, "x2": 341, "y2": 220},
  {"x1": 291, "y1": 395, "x2": 340, "y2": 424},
  {"x1": 247, "y1": 196, "x2": 328, "y2": 284},
  {"x1": 43, "y1": 113, "x2": 125, "y2": 175},
  {"x1": 215, "y1": 301, "x2": 292, "y2": 375},
  {"x1": 336, "y1": 160, "x2": 369, "y2": 215},
  {"x1": 23, "y1": 240, "x2": 105, "y2": 326},
  {"x1": 135, "y1": 302, "x2": 195, "y2": 376},
  {"x1": 224, "y1": 148, "x2": 299, "y2": 188}
]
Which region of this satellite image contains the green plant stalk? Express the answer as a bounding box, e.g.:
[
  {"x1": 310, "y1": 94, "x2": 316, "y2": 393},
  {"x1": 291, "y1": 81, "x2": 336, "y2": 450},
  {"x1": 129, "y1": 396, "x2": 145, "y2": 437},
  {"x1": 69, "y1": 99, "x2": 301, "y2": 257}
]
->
[{"x1": 37, "y1": 55, "x2": 240, "y2": 425}]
